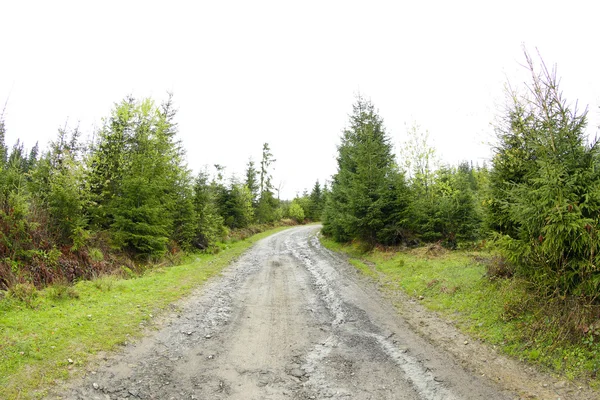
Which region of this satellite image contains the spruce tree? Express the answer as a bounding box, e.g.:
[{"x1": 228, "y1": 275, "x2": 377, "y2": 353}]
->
[
  {"x1": 193, "y1": 170, "x2": 225, "y2": 249},
  {"x1": 323, "y1": 95, "x2": 409, "y2": 245},
  {"x1": 256, "y1": 143, "x2": 278, "y2": 223},
  {"x1": 88, "y1": 97, "x2": 184, "y2": 257},
  {"x1": 245, "y1": 159, "x2": 259, "y2": 208},
  {"x1": 490, "y1": 50, "x2": 600, "y2": 298}
]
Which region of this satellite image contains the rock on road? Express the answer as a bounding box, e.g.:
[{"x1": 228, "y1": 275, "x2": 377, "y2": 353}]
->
[{"x1": 58, "y1": 225, "x2": 514, "y2": 400}]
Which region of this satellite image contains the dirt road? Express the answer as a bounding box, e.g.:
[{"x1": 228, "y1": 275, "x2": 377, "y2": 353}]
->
[{"x1": 58, "y1": 225, "x2": 516, "y2": 400}]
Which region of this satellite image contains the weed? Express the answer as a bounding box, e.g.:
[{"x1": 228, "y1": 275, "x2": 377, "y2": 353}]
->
[
  {"x1": 92, "y1": 275, "x2": 118, "y2": 292},
  {"x1": 88, "y1": 248, "x2": 104, "y2": 263},
  {"x1": 46, "y1": 283, "x2": 79, "y2": 300},
  {"x1": 483, "y1": 256, "x2": 514, "y2": 280},
  {"x1": 120, "y1": 265, "x2": 135, "y2": 279},
  {"x1": 7, "y1": 283, "x2": 39, "y2": 308}
]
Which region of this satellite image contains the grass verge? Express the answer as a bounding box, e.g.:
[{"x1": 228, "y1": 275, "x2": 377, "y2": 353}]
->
[
  {"x1": 0, "y1": 225, "x2": 291, "y2": 400},
  {"x1": 320, "y1": 237, "x2": 600, "y2": 387}
]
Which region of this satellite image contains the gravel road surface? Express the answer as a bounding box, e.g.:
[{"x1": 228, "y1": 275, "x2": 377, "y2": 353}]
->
[{"x1": 57, "y1": 225, "x2": 516, "y2": 400}]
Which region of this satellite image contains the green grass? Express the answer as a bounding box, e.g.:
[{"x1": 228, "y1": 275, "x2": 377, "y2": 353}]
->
[
  {"x1": 0, "y1": 226, "x2": 290, "y2": 400},
  {"x1": 320, "y1": 237, "x2": 600, "y2": 386}
]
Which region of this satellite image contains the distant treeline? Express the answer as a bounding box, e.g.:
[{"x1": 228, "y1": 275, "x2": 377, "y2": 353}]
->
[
  {"x1": 323, "y1": 51, "x2": 600, "y2": 301},
  {"x1": 0, "y1": 95, "x2": 325, "y2": 290}
]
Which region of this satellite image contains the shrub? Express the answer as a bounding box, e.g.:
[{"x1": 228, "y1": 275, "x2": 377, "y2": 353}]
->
[{"x1": 288, "y1": 201, "x2": 305, "y2": 224}]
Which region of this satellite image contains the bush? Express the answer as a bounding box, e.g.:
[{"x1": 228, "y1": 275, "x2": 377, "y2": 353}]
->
[{"x1": 288, "y1": 201, "x2": 305, "y2": 224}]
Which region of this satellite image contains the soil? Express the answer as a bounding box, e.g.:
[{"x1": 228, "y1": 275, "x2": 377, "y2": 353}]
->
[{"x1": 50, "y1": 226, "x2": 598, "y2": 399}]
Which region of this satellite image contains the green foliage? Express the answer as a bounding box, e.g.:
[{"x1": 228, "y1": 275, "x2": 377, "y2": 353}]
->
[
  {"x1": 193, "y1": 170, "x2": 226, "y2": 250},
  {"x1": 288, "y1": 199, "x2": 305, "y2": 223},
  {"x1": 46, "y1": 282, "x2": 79, "y2": 300},
  {"x1": 323, "y1": 95, "x2": 410, "y2": 245},
  {"x1": 7, "y1": 283, "x2": 38, "y2": 308},
  {"x1": 322, "y1": 236, "x2": 600, "y2": 385},
  {"x1": 88, "y1": 96, "x2": 187, "y2": 257},
  {"x1": 409, "y1": 163, "x2": 483, "y2": 247},
  {"x1": 0, "y1": 226, "x2": 289, "y2": 399},
  {"x1": 0, "y1": 114, "x2": 7, "y2": 167},
  {"x1": 220, "y1": 179, "x2": 254, "y2": 229},
  {"x1": 307, "y1": 180, "x2": 325, "y2": 221},
  {"x1": 245, "y1": 159, "x2": 259, "y2": 207},
  {"x1": 45, "y1": 127, "x2": 89, "y2": 248},
  {"x1": 490, "y1": 50, "x2": 600, "y2": 299},
  {"x1": 255, "y1": 143, "x2": 279, "y2": 223}
]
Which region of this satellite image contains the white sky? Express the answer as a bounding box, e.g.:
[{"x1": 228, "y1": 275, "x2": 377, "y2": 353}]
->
[{"x1": 1, "y1": 1, "x2": 599, "y2": 199}]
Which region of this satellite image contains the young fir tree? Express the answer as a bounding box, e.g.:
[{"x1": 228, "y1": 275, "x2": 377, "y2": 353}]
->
[
  {"x1": 245, "y1": 159, "x2": 259, "y2": 209},
  {"x1": 44, "y1": 126, "x2": 89, "y2": 249},
  {"x1": 193, "y1": 170, "x2": 226, "y2": 249},
  {"x1": 88, "y1": 97, "x2": 184, "y2": 257},
  {"x1": 323, "y1": 95, "x2": 409, "y2": 245},
  {"x1": 159, "y1": 95, "x2": 197, "y2": 251},
  {"x1": 490, "y1": 50, "x2": 600, "y2": 298},
  {"x1": 256, "y1": 143, "x2": 278, "y2": 223},
  {"x1": 308, "y1": 180, "x2": 324, "y2": 221}
]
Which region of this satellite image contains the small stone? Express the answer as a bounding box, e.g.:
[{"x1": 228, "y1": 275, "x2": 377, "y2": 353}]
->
[
  {"x1": 204, "y1": 334, "x2": 212, "y2": 339},
  {"x1": 68, "y1": 358, "x2": 74, "y2": 364},
  {"x1": 207, "y1": 355, "x2": 214, "y2": 359},
  {"x1": 418, "y1": 295, "x2": 424, "y2": 300},
  {"x1": 92, "y1": 382, "x2": 99, "y2": 390},
  {"x1": 289, "y1": 368, "x2": 305, "y2": 378},
  {"x1": 464, "y1": 341, "x2": 469, "y2": 345},
  {"x1": 186, "y1": 331, "x2": 193, "y2": 335}
]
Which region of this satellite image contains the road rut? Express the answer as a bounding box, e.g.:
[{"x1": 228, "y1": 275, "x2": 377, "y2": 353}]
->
[{"x1": 56, "y1": 226, "x2": 514, "y2": 400}]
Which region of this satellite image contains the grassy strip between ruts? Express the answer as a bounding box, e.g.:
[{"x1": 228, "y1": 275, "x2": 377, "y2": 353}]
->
[
  {"x1": 0, "y1": 226, "x2": 291, "y2": 400},
  {"x1": 320, "y1": 236, "x2": 600, "y2": 389}
]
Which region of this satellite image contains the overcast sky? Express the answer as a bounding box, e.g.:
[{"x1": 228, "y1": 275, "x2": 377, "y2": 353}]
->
[{"x1": 1, "y1": 1, "x2": 598, "y2": 199}]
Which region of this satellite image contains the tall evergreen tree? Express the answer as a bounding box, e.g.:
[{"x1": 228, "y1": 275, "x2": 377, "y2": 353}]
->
[
  {"x1": 88, "y1": 97, "x2": 185, "y2": 257},
  {"x1": 308, "y1": 180, "x2": 324, "y2": 221},
  {"x1": 193, "y1": 170, "x2": 225, "y2": 249},
  {"x1": 245, "y1": 159, "x2": 259, "y2": 208},
  {"x1": 323, "y1": 95, "x2": 409, "y2": 245},
  {"x1": 256, "y1": 143, "x2": 278, "y2": 223}
]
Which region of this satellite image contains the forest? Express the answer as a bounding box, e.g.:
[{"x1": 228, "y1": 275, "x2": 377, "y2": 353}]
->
[
  {"x1": 2, "y1": 50, "x2": 600, "y2": 313},
  {"x1": 320, "y1": 51, "x2": 600, "y2": 371},
  {"x1": 0, "y1": 95, "x2": 325, "y2": 291}
]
